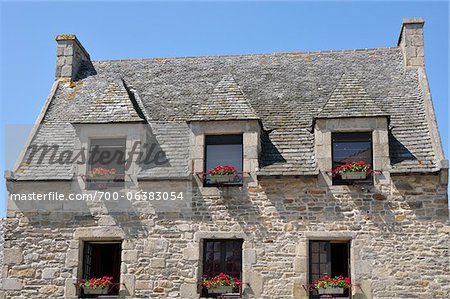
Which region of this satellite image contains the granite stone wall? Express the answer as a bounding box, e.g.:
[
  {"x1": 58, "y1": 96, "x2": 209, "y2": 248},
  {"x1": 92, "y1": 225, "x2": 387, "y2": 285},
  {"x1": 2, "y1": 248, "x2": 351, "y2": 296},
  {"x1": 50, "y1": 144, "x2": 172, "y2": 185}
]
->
[
  {"x1": 3, "y1": 174, "x2": 449, "y2": 299},
  {"x1": 0, "y1": 218, "x2": 5, "y2": 298}
]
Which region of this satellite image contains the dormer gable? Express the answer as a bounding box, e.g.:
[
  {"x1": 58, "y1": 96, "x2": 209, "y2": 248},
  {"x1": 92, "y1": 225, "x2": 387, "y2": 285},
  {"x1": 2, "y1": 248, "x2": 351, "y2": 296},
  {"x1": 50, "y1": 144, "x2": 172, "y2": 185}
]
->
[
  {"x1": 190, "y1": 74, "x2": 259, "y2": 122},
  {"x1": 316, "y1": 73, "x2": 388, "y2": 120}
]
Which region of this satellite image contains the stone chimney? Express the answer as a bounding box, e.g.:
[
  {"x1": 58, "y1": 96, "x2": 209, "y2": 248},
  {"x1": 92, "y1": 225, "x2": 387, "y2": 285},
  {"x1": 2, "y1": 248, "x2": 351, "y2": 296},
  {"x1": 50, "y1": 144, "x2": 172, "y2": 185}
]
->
[
  {"x1": 397, "y1": 18, "x2": 425, "y2": 67},
  {"x1": 55, "y1": 34, "x2": 91, "y2": 80}
]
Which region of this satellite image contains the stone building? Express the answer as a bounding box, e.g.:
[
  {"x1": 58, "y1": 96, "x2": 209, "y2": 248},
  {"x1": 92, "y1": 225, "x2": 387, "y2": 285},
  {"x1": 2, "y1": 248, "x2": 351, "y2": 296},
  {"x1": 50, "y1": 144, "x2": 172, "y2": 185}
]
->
[{"x1": 3, "y1": 18, "x2": 449, "y2": 299}]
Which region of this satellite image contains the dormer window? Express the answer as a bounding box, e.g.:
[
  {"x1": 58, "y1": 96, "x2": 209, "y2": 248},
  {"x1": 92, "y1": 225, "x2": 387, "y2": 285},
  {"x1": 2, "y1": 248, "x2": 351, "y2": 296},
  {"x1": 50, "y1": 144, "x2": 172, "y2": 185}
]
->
[
  {"x1": 332, "y1": 132, "x2": 372, "y2": 185},
  {"x1": 87, "y1": 138, "x2": 126, "y2": 189},
  {"x1": 204, "y1": 134, "x2": 243, "y2": 186}
]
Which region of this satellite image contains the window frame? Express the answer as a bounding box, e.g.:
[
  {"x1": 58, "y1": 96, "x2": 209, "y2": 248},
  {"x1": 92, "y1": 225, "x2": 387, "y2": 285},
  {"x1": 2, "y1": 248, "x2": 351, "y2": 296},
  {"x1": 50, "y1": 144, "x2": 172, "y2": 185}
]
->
[
  {"x1": 201, "y1": 239, "x2": 243, "y2": 298},
  {"x1": 203, "y1": 134, "x2": 244, "y2": 187},
  {"x1": 86, "y1": 137, "x2": 127, "y2": 189},
  {"x1": 81, "y1": 241, "x2": 122, "y2": 297},
  {"x1": 331, "y1": 132, "x2": 373, "y2": 185},
  {"x1": 308, "y1": 240, "x2": 351, "y2": 298}
]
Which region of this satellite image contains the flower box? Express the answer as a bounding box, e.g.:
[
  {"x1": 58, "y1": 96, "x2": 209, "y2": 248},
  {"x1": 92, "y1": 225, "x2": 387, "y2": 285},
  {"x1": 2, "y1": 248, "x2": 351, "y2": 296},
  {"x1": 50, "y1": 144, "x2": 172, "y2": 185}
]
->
[
  {"x1": 209, "y1": 174, "x2": 236, "y2": 184},
  {"x1": 82, "y1": 286, "x2": 109, "y2": 295},
  {"x1": 201, "y1": 273, "x2": 240, "y2": 294},
  {"x1": 208, "y1": 286, "x2": 234, "y2": 294},
  {"x1": 334, "y1": 161, "x2": 370, "y2": 180},
  {"x1": 340, "y1": 172, "x2": 367, "y2": 180},
  {"x1": 79, "y1": 276, "x2": 113, "y2": 295},
  {"x1": 314, "y1": 275, "x2": 351, "y2": 294},
  {"x1": 89, "y1": 174, "x2": 117, "y2": 181},
  {"x1": 318, "y1": 287, "x2": 344, "y2": 295},
  {"x1": 87, "y1": 167, "x2": 117, "y2": 182}
]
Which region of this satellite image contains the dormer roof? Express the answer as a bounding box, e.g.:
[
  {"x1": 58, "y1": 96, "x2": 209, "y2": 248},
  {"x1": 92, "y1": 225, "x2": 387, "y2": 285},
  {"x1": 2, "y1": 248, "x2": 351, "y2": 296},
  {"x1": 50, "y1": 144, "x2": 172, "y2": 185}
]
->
[{"x1": 190, "y1": 74, "x2": 259, "y2": 122}]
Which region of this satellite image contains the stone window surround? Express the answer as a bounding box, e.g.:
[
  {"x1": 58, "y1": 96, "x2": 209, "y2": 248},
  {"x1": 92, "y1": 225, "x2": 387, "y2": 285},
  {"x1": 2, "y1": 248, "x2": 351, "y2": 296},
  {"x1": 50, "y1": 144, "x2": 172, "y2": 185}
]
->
[
  {"x1": 64, "y1": 227, "x2": 132, "y2": 298},
  {"x1": 296, "y1": 232, "x2": 358, "y2": 299},
  {"x1": 180, "y1": 231, "x2": 256, "y2": 298},
  {"x1": 314, "y1": 117, "x2": 390, "y2": 187},
  {"x1": 73, "y1": 123, "x2": 146, "y2": 190},
  {"x1": 190, "y1": 120, "x2": 261, "y2": 188}
]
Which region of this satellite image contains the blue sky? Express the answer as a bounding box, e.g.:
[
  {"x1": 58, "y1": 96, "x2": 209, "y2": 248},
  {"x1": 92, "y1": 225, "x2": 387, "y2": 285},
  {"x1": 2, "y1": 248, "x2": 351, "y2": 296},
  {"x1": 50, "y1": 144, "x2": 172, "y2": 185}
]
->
[{"x1": 1, "y1": 1, "x2": 449, "y2": 216}]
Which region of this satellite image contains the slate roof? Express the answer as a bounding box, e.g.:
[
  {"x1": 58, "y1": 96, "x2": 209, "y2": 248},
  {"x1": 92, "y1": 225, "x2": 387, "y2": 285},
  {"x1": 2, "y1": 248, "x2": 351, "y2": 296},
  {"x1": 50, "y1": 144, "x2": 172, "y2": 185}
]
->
[
  {"x1": 190, "y1": 74, "x2": 259, "y2": 121},
  {"x1": 316, "y1": 73, "x2": 388, "y2": 119},
  {"x1": 138, "y1": 122, "x2": 190, "y2": 179},
  {"x1": 12, "y1": 47, "x2": 442, "y2": 180}
]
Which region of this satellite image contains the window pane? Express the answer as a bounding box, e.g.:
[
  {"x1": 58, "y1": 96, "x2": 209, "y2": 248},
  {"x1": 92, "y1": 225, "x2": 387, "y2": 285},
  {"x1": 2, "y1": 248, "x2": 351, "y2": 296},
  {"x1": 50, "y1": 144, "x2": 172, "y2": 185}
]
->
[
  {"x1": 89, "y1": 139, "x2": 126, "y2": 172},
  {"x1": 206, "y1": 144, "x2": 243, "y2": 172},
  {"x1": 333, "y1": 142, "x2": 371, "y2": 165},
  {"x1": 312, "y1": 253, "x2": 319, "y2": 263},
  {"x1": 203, "y1": 239, "x2": 242, "y2": 277},
  {"x1": 332, "y1": 132, "x2": 372, "y2": 167},
  {"x1": 311, "y1": 242, "x2": 319, "y2": 252},
  {"x1": 312, "y1": 263, "x2": 319, "y2": 274}
]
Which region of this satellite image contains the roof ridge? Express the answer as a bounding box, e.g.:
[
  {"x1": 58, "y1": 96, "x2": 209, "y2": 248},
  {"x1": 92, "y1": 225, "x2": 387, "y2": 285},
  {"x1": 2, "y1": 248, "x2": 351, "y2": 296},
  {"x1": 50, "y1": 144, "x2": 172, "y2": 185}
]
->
[{"x1": 91, "y1": 47, "x2": 400, "y2": 63}]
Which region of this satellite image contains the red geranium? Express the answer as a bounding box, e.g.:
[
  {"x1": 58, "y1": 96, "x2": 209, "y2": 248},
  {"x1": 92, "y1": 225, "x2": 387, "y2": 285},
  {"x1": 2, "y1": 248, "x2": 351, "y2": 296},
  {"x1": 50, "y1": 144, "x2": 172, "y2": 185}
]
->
[
  {"x1": 79, "y1": 276, "x2": 113, "y2": 289},
  {"x1": 208, "y1": 165, "x2": 237, "y2": 176},
  {"x1": 201, "y1": 273, "x2": 240, "y2": 289},
  {"x1": 88, "y1": 167, "x2": 116, "y2": 177},
  {"x1": 334, "y1": 160, "x2": 370, "y2": 174},
  {"x1": 314, "y1": 275, "x2": 351, "y2": 289}
]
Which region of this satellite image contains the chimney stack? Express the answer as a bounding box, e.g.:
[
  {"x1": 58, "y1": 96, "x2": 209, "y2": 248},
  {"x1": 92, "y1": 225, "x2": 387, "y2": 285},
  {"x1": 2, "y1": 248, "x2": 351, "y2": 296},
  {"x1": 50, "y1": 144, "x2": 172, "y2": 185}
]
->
[
  {"x1": 397, "y1": 18, "x2": 425, "y2": 67},
  {"x1": 55, "y1": 34, "x2": 91, "y2": 81}
]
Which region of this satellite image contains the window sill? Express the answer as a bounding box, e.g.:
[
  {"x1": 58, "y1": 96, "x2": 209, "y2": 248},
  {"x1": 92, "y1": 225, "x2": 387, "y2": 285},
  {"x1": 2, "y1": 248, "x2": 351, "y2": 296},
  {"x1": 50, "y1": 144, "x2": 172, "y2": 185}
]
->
[
  {"x1": 332, "y1": 179, "x2": 374, "y2": 186},
  {"x1": 203, "y1": 183, "x2": 244, "y2": 188},
  {"x1": 86, "y1": 182, "x2": 125, "y2": 191}
]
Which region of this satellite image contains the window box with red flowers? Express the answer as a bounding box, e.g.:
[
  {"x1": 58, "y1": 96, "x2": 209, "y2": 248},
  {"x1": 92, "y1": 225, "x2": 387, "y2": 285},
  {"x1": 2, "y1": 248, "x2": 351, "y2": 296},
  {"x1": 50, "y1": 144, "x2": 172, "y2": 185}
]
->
[
  {"x1": 79, "y1": 276, "x2": 113, "y2": 295},
  {"x1": 87, "y1": 167, "x2": 117, "y2": 181},
  {"x1": 334, "y1": 161, "x2": 370, "y2": 180},
  {"x1": 314, "y1": 275, "x2": 351, "y2": 295},
  {"x1": 201, "y1": 273, "x2": 241, "y2": 294},
  {"x1": 207, "y1": 165, "x2": 239, "y2": 184},
  {"x1": 85, "y1": 167, "x2": 124, "y2": 189}
]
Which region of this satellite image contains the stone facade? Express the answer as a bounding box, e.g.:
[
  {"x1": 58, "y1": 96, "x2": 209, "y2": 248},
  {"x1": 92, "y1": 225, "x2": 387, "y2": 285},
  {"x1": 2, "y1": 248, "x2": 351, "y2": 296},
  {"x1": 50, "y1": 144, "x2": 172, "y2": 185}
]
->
[
  {"x1": 3, "y1": 174, "x2": 449, "y2": 298},
  {"x1": 3, "y1": 17, "x2": 449, "y2": 299},
  {"x1": 0, "y1": 218, "x2": 4, "y2": 297}
]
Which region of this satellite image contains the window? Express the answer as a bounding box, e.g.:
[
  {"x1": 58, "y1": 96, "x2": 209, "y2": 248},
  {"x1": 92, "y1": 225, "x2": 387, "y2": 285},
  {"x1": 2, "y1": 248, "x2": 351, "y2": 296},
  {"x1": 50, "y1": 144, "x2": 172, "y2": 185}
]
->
[
  {"x1": 309, "y1": 240, "x2": 350, "y2": 298},
  {"x1": 87, "y1": 138, "x2": 126, "y2": 189},
  {"x1": 202, "y1": 239, "x2": 243, "y2": 297},
  {"x1": 82, "y1": 242, "x2": 121, "y2": 297},
  {"x1": 332, "y1": 132, "x2": 372, "y2": 185},
  {"x1": 204, "y1": 134, "x2": 243, "y2": 185}
]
